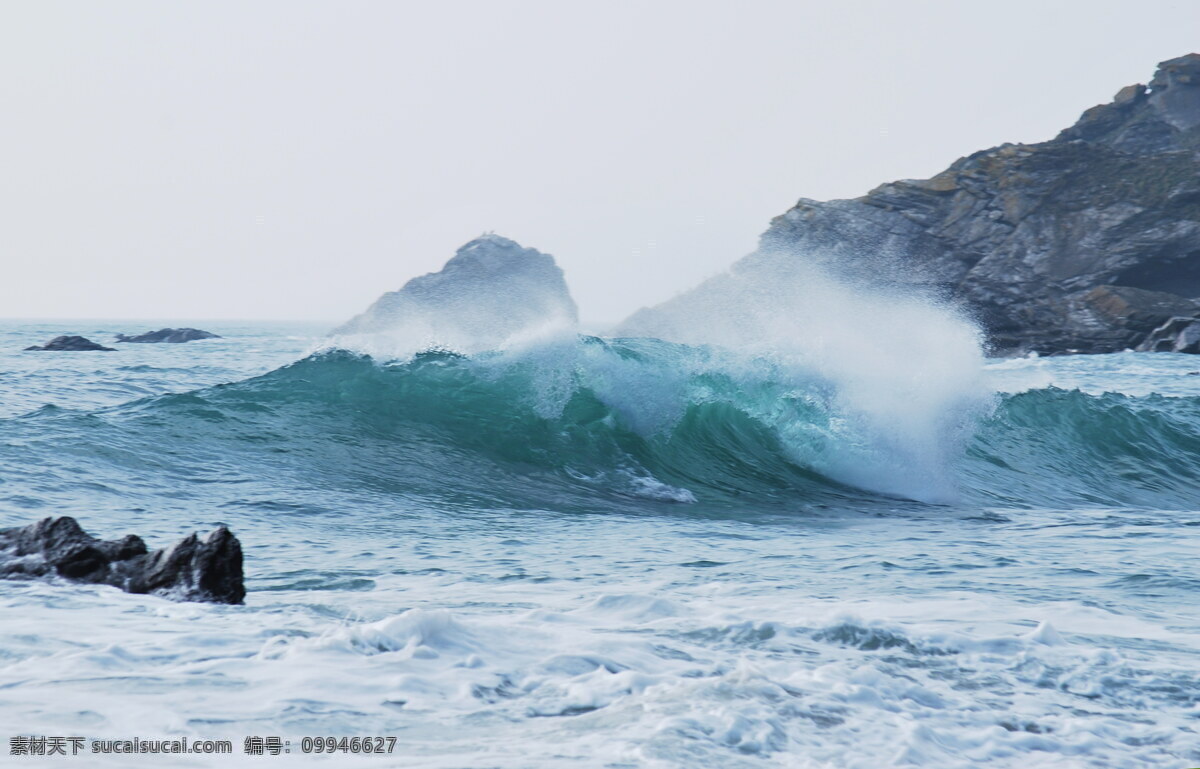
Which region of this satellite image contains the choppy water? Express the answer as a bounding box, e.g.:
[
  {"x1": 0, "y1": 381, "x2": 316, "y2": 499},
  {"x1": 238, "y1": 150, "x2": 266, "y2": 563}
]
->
[{"x1": 1, "y1": 321, "x2": 1198, "y2": 768}]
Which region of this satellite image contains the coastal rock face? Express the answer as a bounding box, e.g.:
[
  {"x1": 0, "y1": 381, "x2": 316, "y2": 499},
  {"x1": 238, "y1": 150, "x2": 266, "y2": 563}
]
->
[
  {"x1": 0, "y1": 517, "x2": 245, "y2": 604},
  {"x1": 24, "y1": 335, "x2": 116, "y2": 352},
  {"x1": 631, "y1": 54, "x2": 1200, "y2": 356},
  {"x1": 116, "y1": 328, "x2": 221, "y2": 343},
  {"x1": 334, "y1": 234, "x2": 578, "y2": 351},
  {"x1": 1137, "y1": 316, "x2": 1200, "y2": 353}
]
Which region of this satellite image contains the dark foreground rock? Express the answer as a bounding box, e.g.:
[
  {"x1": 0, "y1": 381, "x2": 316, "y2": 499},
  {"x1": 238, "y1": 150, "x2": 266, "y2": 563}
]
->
[
  {"x1": 24, "y1": 335, "x2": 116, "y2": 352},
  {"x1": 0, "y1": 517, "x2": 245, "y2": 604},
  {"x1": 115, "y1": 328, "x2": 221, "y2": 343},
  {"x1": 626, "y1": 54, "x2": 1200, "y2": 356}
]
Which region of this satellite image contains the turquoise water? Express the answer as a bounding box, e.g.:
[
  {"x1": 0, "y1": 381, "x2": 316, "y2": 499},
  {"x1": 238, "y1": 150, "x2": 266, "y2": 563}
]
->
[{"x1": 1, "y1": 321, "x2": 1198, "y2": 768}]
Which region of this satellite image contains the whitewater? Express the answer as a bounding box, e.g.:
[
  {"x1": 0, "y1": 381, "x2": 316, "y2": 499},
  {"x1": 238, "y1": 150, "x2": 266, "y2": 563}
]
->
[{"x1": 2, "y1": 312, "x2": 1199, "y2": 768}]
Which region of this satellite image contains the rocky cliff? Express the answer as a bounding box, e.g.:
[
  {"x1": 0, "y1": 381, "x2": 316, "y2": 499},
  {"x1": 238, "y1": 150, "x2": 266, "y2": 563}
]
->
[{"x1": 638, "y1": 54, "x2": 1200, "y2": 356}]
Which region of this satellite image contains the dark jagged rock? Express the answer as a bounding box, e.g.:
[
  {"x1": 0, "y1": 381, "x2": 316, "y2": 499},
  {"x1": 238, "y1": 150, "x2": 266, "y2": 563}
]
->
[
  {"x1": 24, "y1": 335, "x2": 116, "y2": 352},
  {"x1": 115, "y1": 328, "x2": 221, "y2": 343},
  {"x1": 630, "y1": 54, "x2": 1200, "y2": 356},
  {"x1": 1136, "y1": 315, "x2": 1200, "y2": 353},
  {"x1": 0, "y1": 516, "x2": 245, "y2": 604},
  {"x1": 333, "y1": 234, "x2": 578, "y2": 347}
]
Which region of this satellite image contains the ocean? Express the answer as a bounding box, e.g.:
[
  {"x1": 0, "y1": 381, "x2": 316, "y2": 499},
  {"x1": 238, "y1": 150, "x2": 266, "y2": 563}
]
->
[{"x1": 1, "y1": 319, "x2": 1198, "y2": 768}]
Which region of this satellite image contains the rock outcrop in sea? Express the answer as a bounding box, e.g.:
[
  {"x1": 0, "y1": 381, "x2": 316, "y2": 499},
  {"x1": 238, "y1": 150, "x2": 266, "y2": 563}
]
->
[
  {"x1": 0, "y1": 517, "x2": 245, "y2": 604},
  {"x1": 116, "y1": 328, "x2": 221, "y2": 343},
  {"x1": 628, "y1": 54, "x2": 1200, "y2": 356},
  {"x1": 24, "y1": 336, "x2": 116, "y2": 352},
  {"x1": 334, "y1": 234, "x2": 578, "y2": 352}
]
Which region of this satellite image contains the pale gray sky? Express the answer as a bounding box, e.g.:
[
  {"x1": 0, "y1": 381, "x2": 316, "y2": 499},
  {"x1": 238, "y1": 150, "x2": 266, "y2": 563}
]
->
[{"x1": 2, "y1": 0, "x2": 1197, "y2": 324}]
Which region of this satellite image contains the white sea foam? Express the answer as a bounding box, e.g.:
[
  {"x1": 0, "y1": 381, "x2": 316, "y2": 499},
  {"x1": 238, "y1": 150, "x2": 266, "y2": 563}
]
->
[
  {"x1": 986, "y1": 349, "x2": 1200, "y2": 397},
  {"x1": 2, "y1": 550, "x2": 1195, "y2": 768}
]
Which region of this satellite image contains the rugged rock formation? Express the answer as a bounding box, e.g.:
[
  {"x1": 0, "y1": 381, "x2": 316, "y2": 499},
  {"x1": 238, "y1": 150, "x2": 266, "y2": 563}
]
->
[
  {"x1": 1137, "y1": 315, "x2": 1200, "y2": 353},
  {"x1": 24, "y1": 336, "x2": 116, "y2": 352},
  {"x1": 334, "y1": 234, "x2": 578, "y2": 352},
  {"x1": 115, "y1": 328, "x2": 221, "y2": 343},
  {"x1": 0, "y1": 516, "x2": 245, "y2": 604},
  {"x1": 630, "y1": 54, "x2": 1200, "y2": 356}
]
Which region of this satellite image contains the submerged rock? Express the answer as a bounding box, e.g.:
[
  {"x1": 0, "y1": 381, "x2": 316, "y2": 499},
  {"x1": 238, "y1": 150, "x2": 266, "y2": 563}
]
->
[
  {"x1": 23, "y1": 335, "x2": 116, "y2": 352},
  {"x1": 115, "y1": 328, "x2": 221, "y2": 343},
  {"x1": 627, "y1": 54, "x2": 1200, "y2": 356},
  {"x1": 0, "y1": 517, "x2": 245, "y2": 604},
  {"x1": 333, "y1": 234, "x2": 578, "y2": 352}
]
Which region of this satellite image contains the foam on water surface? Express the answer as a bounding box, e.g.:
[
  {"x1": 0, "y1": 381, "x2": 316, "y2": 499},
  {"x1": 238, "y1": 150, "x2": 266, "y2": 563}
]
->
[
  {"x1": 1, "y1": 315, "x2": 1199, "y2": 768},
  {"x1": 2, "y1": 504, "x2": 1197, "y2": 768}
]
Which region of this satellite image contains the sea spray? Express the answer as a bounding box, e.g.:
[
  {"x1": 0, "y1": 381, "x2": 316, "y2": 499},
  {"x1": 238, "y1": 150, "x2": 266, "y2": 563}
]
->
[
  {"x1": 330, "y1": 235, "x2": 580, "y2": 359},
  {"x1": 323, "y1": 230, "x2": 988, "y2": 502},
  {"x1": 618, "y1": 246, "x2": 989, "y2": 502}
]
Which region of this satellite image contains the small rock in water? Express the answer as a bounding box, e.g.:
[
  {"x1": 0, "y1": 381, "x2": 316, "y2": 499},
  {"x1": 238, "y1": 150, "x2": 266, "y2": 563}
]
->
[
  {"x1": 0, "y1": 516, "x2": 245, "y2": 604},
  {"x1": 115, "y1": 328, "x2": 221, "y2": 343},
  {"x1": 23, "y1": 335, "x2": 116, "y2": 352}
]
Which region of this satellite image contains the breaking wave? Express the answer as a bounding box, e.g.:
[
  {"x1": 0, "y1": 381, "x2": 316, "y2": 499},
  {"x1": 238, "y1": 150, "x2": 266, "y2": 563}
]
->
[{"x1": 10, "y1": 338, "x2": 1200, "y2": 514}]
